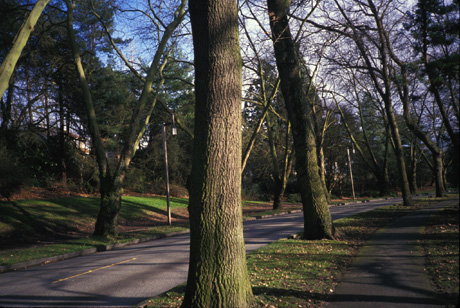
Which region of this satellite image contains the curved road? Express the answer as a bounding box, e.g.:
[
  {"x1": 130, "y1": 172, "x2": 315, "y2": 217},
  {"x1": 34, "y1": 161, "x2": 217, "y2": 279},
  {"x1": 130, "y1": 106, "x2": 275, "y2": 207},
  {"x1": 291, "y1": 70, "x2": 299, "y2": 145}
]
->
[{"x1": 0, "y1": 197, "x2": 405, "y2": 307}]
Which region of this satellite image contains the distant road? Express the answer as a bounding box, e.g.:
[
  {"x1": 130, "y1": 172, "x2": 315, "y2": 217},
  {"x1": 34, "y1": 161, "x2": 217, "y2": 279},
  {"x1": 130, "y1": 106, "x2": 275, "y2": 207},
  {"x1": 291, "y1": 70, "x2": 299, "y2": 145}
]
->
[{"x1": 0, "y1": 197, "x2": 404, "y2": 307}]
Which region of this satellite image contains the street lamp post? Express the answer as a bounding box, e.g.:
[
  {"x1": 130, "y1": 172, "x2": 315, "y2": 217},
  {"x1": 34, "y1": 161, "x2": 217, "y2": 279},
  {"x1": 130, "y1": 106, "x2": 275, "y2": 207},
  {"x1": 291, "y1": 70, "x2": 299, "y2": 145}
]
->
[
  {"x1": 347, "y1": 147, "x2": 356, "y2": 201},
  {"x1": 162, "y1": 114, "x2": 177, "y2": 226}
]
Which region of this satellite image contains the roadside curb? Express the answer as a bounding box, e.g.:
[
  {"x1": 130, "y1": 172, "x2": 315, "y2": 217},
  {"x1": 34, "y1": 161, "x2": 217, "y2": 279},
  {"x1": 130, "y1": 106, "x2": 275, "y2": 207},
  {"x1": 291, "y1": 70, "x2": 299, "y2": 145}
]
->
[
  {"x1": 0, "y1": 230, "x2": 190, "y2": 274},
  {"x1": 244, "y1": 209, "x2": 303, "y2": 221},
  {"x1": 331, "y1": 192, "x2": 434, "y2": 206}
]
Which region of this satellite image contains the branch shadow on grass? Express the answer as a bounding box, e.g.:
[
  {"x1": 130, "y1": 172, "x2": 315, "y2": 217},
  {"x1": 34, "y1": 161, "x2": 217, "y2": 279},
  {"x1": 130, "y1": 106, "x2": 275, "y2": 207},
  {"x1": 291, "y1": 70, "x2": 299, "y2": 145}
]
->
[
  {"x1": 120, "y1": 199, "x2": 189, "y2": 222},
  {"x1": 252, "y1": 286, "x2": 328, "y2": 305}
]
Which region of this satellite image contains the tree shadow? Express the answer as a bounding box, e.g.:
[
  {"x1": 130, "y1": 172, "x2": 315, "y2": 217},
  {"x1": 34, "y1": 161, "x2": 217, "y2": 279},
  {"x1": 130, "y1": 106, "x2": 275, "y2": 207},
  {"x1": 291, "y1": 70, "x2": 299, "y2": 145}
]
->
[
  {"x1": 121, "y1": 199, "x2": 189, "y2": 221},
  {"x1": 252, "y1": 285, "x2": 327, "y2": 304}
]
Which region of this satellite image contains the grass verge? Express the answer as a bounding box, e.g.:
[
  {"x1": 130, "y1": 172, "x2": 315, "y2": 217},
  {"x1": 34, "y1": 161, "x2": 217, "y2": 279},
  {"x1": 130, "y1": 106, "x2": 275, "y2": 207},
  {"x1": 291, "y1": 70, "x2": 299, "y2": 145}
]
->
[
  {"x1": 423, "y1": 202, "x2": 459, "y2": 308},
  {"x1": 143, "y1": 196, "x2": 459, "y2": 308}
]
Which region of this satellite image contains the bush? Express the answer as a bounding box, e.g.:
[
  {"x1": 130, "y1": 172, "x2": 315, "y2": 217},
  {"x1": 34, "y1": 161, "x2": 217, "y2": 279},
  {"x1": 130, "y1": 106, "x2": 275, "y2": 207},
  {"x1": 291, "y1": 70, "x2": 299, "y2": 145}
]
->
[
  {"x1": 286, "y1": 193, "x2": 301, "y2": 203},
  {"x1": 124, "y1": 167, "x2": 146, "y2": 193},
  {"x1": 0, "y1": 142, "x2": 26, "y2": 199},
  {"x1": 242, "y1": 183, "x2": 264, "y2": 201}
]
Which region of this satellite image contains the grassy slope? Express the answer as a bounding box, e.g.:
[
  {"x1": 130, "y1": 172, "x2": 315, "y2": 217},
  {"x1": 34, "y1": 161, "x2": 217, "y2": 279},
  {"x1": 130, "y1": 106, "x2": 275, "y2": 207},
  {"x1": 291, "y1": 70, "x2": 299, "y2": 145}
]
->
[{"x1": 0, "y1": 196, "x2": 190, "y2": 266}]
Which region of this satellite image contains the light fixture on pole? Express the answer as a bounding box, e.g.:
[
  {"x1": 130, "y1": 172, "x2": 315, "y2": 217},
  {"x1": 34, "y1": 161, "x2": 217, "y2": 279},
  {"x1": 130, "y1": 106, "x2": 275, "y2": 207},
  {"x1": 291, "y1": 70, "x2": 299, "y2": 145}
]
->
[
  {"x1": 347, "y1": 147, "x2": 356, "y2": 201},
  {"x1": 162, "y1": 114, "x2": 177, "y2": 226},
  {"x1": 171, "y1": 114, "x2": 177, "y2": 136}
]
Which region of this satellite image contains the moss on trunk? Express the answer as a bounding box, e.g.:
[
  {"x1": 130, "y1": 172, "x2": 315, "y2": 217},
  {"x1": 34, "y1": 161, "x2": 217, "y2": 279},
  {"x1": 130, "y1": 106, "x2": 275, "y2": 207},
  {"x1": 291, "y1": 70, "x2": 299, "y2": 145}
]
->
[
  {"x1": 267, "y1": 0, "x2": 334, "y2": 240},
  {"x1": 182, "y1": 0, "x2": 254, "y2": 306}
]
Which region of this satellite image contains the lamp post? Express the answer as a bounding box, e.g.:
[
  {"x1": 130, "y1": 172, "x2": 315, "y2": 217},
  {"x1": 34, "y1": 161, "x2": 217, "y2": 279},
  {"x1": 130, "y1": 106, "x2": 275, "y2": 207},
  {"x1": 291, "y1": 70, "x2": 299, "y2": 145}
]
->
[
  {"x1": 162, "y1": 114, "x2": 177, "y2": 226},
  {"x1": 347, "y1": 147, "x2": 356, "y2": 201}
]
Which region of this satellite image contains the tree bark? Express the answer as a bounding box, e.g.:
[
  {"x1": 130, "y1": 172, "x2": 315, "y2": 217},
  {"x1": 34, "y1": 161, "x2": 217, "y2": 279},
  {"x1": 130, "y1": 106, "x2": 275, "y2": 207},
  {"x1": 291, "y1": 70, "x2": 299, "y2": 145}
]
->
[
  {"x1": 93, "y1": 175, "x2": 123, "y2": 237},
  {"x1": 267, "y1": 0, "x2": 334, "y2": 239},
  {"x1": 182, "y1": 0, "x2": 254, "y2": 306},
  {"x1": 312, "y1": 105, "x2": 332, "y2": 203}
]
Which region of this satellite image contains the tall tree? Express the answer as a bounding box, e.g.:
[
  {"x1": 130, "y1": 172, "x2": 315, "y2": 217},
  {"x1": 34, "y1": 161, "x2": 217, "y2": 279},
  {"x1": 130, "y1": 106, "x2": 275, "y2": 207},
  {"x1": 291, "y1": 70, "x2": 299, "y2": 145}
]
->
[
  {"x1": 65, "y1": 0, "x2": 187, "y2": 237},
  {"x1": 388, "y1": 43, "x2": 447, "y2": 197},
  {"x1": 310, "y1": 0, "x2": 414, "y2": 205},
  {"x1": 240, "y1": 8, "x2": 293, "y2": 209},
  {"x1": 267, "y1": 0, "x2": 334, "y2": 239},
  {"x1": 182, "y1": 0, "x2": 254, "y2": 306},
  {"x1": 333, "y1": 82, "x2": 392, "y2": 197},
  {"x1": 406, "y1": 0, "x2": 459, "y2": 189}
]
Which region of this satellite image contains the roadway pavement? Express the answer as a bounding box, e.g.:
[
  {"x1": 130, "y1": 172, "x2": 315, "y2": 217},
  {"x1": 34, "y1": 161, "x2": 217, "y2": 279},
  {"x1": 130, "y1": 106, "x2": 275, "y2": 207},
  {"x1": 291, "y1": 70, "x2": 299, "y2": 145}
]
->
[{"x1": 0, "y1": 196, "x2": 409, "y2": 307}]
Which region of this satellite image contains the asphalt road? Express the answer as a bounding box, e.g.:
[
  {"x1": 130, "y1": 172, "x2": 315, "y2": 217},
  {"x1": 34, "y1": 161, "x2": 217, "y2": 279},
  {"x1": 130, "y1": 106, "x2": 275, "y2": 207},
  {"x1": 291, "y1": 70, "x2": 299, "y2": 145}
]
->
[{"x1": 0, "y1": 197, "x2": 404, "y2": 307}]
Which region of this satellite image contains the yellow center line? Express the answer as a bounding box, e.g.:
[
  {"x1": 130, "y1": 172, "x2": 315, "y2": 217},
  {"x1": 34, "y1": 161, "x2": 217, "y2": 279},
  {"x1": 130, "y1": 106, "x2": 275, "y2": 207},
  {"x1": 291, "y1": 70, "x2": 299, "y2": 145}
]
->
[{"x1": 53, "y1": 257, "x2": 136, "y2": 284}]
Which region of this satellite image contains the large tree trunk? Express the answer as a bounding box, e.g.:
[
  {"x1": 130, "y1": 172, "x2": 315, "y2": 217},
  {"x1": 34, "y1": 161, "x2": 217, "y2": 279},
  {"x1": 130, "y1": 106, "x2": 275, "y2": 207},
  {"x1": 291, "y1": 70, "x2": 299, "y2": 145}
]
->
[
  {"x1": 376, "y1": 171, "x2": 391, "y2": 196},
  {"x1": 267, "y1": 0, "x2": 334, "y2": 240},
  {"x1": 182, "y1": 0, "x2": 254, "y2": 307},
  {"x1": 93, "y1": 175, "x2": 124, "y2": 237},
  {"x1": 384, "y1": 96, "x2": 413, "y2": 206},
  {"x1": 433, "y1": 153, "x2": 445, "y2": 197},
  {"x1": 407, "y1": 145, "x2": 417, "y2": 194},
  {"x1": 318, "y1": 145, "x2": 331, "y2": 203}
]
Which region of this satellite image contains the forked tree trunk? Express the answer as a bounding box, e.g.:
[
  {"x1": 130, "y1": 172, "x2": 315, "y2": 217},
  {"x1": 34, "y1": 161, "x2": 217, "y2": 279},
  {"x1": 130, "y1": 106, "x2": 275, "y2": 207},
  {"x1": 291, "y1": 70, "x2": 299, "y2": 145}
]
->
[
  {"x1": 267, "y1": 0, "x2": 334, "y2": 240},
  {"x1": 182, "y1": 0, "x2": 254, "y2": 307},
  {"x1": 93, "y1": 175, "x2": 124, "y2": 237}
]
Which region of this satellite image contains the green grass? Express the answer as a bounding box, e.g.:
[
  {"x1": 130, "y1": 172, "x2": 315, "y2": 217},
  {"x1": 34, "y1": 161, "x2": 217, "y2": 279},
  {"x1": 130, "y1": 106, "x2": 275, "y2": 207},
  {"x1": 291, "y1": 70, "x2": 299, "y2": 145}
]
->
[
  {"x1": 143, "y1": 196, "x2": 459, "y2": 308},
  {"x1": 0, "y1": 195, "x2": 190, "y2": 267},
  {"x1": 0, "y1": 196, "x2": 189, "y2": 235}
]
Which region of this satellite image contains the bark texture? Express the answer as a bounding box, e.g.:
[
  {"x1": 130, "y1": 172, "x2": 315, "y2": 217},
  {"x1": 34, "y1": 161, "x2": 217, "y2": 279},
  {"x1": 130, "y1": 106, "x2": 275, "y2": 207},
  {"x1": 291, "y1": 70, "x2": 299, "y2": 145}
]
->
[
  {"x1": 267, "y1": 0, "x2": 334, "y2": 239},
  {"x1": 182, "y1": 0, "x2": 254, "y2": 306}
]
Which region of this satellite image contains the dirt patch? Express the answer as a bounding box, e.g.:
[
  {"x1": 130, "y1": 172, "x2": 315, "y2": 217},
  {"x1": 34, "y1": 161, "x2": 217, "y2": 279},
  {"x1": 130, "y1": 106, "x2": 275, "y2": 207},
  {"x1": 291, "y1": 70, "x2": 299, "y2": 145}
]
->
[{"x1": 1, "y1": 186, "x2": 96, "y2": 201}]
